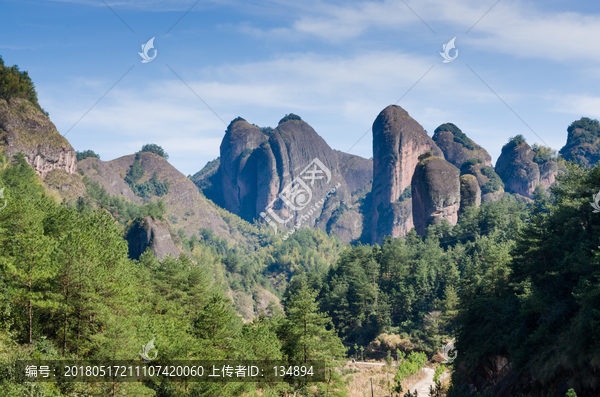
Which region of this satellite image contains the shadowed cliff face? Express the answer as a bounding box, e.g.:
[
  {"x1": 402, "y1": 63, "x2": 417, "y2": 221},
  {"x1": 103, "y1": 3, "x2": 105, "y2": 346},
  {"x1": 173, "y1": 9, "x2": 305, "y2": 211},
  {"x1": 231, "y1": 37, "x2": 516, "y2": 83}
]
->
[
  {"x1": 432, "y1": 123, "x2": 492, "y2": 168},
  {"x1": 212, "y1": 117, "x2": 370, "y2": 243},
  {"x1": 0, "y1": 98, "x2": 76, "y2": 178},
  {"x1": 219, "y1": 120, "x2": 269, "y2": 217},
  {"x1": 126, "y1": 216, "x2": 181, "y2": 260},
  {"x1": 411, "y1": 154, "x2": 460, "y2": 235},
  {"x1": 371, "y1": 105, "x2": 443, "y2": 243}
]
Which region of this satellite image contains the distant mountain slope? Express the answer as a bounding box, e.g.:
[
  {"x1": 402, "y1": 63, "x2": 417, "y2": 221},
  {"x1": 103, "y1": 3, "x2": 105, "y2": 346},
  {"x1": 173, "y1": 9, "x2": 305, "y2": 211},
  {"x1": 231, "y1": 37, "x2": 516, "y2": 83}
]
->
[{"x1": 79, "y1": 151, "x2": 232, "y2": 241}]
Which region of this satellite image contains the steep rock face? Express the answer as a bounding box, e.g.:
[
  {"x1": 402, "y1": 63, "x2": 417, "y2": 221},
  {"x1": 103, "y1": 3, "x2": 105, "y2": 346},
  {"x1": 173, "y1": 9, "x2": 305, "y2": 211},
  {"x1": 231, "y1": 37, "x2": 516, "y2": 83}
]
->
[
  {"x1": 79, "y1": 152, "x2": 232, "y2": 241},
  {"x1": 432, "y1": 123, "x2": 492, "y2": 168},
  {"x1": 460, "y1": 159, "x2": 505, "y2": 203},
  {"x1": 218, "y1": 120, "x2": 269, "y2": 217},
  {"x1": 326, "y1": 208, "x2": 363, "y2": 243},
  {"x1": 0, "y1": 98, "x2": 76, "y2": 178},
  {"x1": 459, "y1": 174, "x2": 481, "y2": 214},
  {"x1": 213, "y1": 116, "x2": 361, "y2": 242},
  {"x1": 539, "y1": 161, "x2": 558, "y2": 188},
  {"x1": 335, "y1": 151, "x2": 373, "y2": 195},
  {"x1": 559, "y1": 117, "x2": 600, "y2": 167},
  {"x1": 126, "y1": 216, "x2": 181, "y2": 260},
  {"x1": 371, "y1": 105, "x2": 443, "y2": 243},
  {"x1": 495, "y1": 137, "x2": 558, "y2": 199},
  {"x1": 255, "y1": 118, "x2": 351, "y2": 229},
  {"x1": 411, "y1": 154, "x2": 460, "y2": 235}
]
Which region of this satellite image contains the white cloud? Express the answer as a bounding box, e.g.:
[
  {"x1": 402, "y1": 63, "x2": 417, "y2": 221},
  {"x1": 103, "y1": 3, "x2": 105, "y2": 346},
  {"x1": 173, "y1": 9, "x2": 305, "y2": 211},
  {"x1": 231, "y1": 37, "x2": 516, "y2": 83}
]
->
[
  {"x1": 266, "y1": 0, "x2": 600, "y2": 63},
  {"x1": 552, "y1": 95, "x2": 600, "y2": 120}
]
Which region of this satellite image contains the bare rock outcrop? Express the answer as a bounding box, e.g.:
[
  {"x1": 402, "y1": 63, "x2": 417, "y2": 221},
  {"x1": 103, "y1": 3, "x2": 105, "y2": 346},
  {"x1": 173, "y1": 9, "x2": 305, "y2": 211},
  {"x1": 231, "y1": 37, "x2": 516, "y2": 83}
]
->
[
  {"x1": 460, "y1": 159, "x2": 505, "y2": 203},
  {"x1": 0, "y1": 98, "x2": 76, "y2": 178},
  {"x1": 559, "y1": 117, "x2": 600, "y2": 167},
  {"x1": 211, "y1": 115, "x2": 365, "y2": 243},
  {"x1": 495, "y1": 136, "x2": 558, "y2": 199},
  {"x1": 432, "y1": 123, "x2": 492, "y2": 168},
  {"x1": 126, "y1": 216, "x2": 181, "y2": 260},
  {"x1": 335, "y1": 151, "x2": 373, "y2": 195},
  {"x1": 459, "y1": 174, "x2": 481, "y2": 214},
  {"x1": 371, "y1": 105, "x2": 443, "y2": 243},
  {"x1": 411, "y1": 153, "x2": 460, "y2": 235}
]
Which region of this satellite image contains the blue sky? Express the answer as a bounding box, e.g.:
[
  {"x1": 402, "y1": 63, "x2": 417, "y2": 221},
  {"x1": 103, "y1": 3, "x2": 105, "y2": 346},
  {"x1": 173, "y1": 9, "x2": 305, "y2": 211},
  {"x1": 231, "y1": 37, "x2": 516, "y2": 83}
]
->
[{"x1": 1, "y1": 0, "x2": 599, "y2": 175}]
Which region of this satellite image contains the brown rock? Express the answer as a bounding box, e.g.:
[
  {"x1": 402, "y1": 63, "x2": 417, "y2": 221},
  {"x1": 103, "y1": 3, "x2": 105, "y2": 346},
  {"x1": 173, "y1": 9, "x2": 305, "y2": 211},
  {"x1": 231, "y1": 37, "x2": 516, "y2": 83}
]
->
[
  {"x1": 495, "y1": 136, "x2": 558, "y2": 199},
  {"x1": 432, "y1": 123, "x2": 492, "y2": 168},
  {"x1": 411, "y1": 153, "x2": 460, "y2": 235},
  {"x1": 78, "y1": 157, "x2": 140, "y2": 203},
  {"x1": 126, "y1": 216, "x2": 181, "y2": 259},
  {"x1": 213, "y1": 116, "x2": 356, "y2": 238},
  {"x1": 460, "y1": 158, "x2": 505, "y2": 203},
  {"x1": 459, "y1": 174, "x2": 481, "y2": 214},
  {"x1": 0, "y1": 98, "x2": 76, "y2": 178},
  {"x1": 371, "y1": 105, "x2": 443, "y2": 243}
]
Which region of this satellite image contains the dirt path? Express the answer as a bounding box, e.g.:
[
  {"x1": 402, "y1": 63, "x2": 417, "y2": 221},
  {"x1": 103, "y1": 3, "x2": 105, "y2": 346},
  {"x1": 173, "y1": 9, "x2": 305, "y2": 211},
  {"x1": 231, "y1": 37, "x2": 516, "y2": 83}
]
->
[{"x1": 404, "y1": 367, "x2": 448, "y2": 396}]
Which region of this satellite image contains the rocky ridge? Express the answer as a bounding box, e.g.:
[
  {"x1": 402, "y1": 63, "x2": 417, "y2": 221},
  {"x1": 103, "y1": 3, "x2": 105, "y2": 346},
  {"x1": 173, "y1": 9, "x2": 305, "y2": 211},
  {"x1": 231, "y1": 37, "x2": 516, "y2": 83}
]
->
[{"x1": 0, "y1": 98, "x2": 76, "y2": 178}]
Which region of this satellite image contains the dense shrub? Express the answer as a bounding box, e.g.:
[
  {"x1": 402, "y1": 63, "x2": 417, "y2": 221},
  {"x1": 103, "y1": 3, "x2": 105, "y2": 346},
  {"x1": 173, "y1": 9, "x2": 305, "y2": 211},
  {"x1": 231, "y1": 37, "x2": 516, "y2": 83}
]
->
[
  {"x1": 140, "y1": 143, "x2": 169, "y2": 159},
  {"x1": 434, "y1": 123, "x2": 475, "y2": 150},
  {"x1": 278, "y1": 113, "x2": 301, "y2": 124},
  {"x1": 0, "y1": 56, "x2": 39, "y2": 106},
  {"x1": 76, "y1": 150, "x2": 100, "y2": 162},
  {"x1": 480, "y1": 166, "x2": 504, "y2": 194}
]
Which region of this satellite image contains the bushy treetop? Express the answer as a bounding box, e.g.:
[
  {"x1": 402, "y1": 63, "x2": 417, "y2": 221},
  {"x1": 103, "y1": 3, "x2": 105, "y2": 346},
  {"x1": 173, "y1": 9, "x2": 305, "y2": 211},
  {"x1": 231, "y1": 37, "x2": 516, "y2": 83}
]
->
[
  {"x1": 278, "y1": 113, "x2": 301, "y2": 125},
  {"x1": 140, "y1": 143, "x2": 169, "y2": 159},
  {"x1": 433, "y1": 123, "x2": 475, "y2": 150}
]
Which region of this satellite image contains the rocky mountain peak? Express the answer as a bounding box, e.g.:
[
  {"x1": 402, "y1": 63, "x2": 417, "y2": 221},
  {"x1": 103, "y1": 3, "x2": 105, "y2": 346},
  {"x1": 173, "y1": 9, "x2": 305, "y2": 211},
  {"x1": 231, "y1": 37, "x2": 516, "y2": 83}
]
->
[
  {"x1": 370, "y1": 105, "x2": 443, "y2": 243},
  {"x1": 495, "y1": 135, "x2": 557, "y2": 199},
  {"x1": 432, "y1": 123, "x2": 492, "y2": 168}
]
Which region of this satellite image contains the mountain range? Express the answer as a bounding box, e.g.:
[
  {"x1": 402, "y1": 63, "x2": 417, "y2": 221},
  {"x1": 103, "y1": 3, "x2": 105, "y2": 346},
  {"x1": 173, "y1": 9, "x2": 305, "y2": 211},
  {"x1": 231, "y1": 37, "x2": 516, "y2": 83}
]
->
[{"x1": 4, "y1": 91, "x2": 594, "y2": 256}]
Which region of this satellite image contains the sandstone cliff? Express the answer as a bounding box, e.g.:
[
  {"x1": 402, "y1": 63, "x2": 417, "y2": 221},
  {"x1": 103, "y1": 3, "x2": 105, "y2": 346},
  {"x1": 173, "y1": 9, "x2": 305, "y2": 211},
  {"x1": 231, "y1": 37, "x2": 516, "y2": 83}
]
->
[
  {"x1": 0, "y1": 98, "x2": 76, "y2": 178},
  {"x1": 495, "y1": 136, "x2": 558, "y2": 199},
  {"x1": 209, "y1": 115, "x2": 366, "y2": 243},
  {"x1": 371, "y1": 105, "x2": 443, "y2": 243},
  {"x1": 411, "y1": 153, "x2": 460, "y2": 235},
  {"x1": 432, "y1": 123, "x2": 492, "y2": 168}
]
